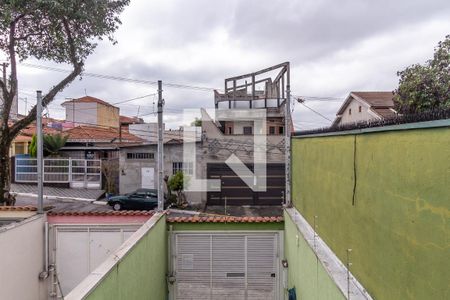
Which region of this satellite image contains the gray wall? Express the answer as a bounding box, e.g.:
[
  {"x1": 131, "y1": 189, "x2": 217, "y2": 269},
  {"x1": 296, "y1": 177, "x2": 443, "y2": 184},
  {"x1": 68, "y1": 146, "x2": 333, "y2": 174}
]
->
[{"x1": 0, "y1": 214, "x2": 48, "y2": 300}]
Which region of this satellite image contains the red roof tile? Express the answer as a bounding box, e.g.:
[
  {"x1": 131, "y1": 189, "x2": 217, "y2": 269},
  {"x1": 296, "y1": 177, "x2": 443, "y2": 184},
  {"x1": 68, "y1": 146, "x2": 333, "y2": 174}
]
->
[
  {"x1": 166, "y1": 216, "x2": 283, "y2": 223},
  {"x1": 65, "y1": 125, "x2": 143, "y2": 143},
  {"x1": 47, "y1": 210, "x2": 154, "y2": 216},
  {"x1": 0, "y1": 206, "x2": 37, "y2": 211},
  {"x1": 61, "y1": 96, "x2": 116, "y2": 108},
  {"x1": 120, "y1": 115, "x2": 144, "y2": 125}
]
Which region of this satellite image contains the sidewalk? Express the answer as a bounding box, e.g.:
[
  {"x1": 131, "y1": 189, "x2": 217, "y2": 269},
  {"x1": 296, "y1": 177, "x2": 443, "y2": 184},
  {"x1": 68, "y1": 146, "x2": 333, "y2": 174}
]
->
[{"x1": 11, "y1": 183, "x2": 105, "y2": 202}]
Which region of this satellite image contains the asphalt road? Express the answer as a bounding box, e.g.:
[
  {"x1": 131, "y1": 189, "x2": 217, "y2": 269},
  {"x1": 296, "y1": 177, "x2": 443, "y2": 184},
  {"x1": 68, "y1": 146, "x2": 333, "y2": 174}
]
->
[{"x1": 15, "y1": 195, "x2": 113, "y2": 212}]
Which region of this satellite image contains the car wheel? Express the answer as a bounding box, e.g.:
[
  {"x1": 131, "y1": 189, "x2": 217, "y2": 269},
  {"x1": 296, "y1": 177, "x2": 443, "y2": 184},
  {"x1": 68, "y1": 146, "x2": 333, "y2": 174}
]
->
[{"x1": 113, "y1": 202, "x2": 122, "y2": 211}]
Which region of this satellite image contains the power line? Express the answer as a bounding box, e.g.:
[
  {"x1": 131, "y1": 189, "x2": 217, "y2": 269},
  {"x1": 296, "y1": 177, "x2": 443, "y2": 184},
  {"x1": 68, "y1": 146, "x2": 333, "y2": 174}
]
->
[
  {"x1": 292, "y1": 94, "x2": 343, "y2": 102},
  {"x1": 295, "y1": 99, "x2": 333, "y2": 123},
  {"x1": 20, "y1": 63, "x2": 220, "y2": 92}
]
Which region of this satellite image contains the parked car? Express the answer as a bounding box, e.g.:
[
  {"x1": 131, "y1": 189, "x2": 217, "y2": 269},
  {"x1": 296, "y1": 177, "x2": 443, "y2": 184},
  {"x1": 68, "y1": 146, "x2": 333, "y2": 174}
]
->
[{"x1": 107, "y1": 188, "x2": 158, "y2": 211}]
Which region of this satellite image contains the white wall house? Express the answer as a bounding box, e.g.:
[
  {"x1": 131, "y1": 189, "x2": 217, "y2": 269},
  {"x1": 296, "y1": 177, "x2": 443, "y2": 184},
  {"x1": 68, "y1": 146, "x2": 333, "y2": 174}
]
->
[{"x1": 332, "y1": 91, "x2": 397, "y2": 127}]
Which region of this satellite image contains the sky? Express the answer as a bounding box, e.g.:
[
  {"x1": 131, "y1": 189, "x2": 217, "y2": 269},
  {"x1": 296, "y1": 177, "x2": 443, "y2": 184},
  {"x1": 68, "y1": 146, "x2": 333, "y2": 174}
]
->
[{"x1": 11, "y1": 0, "x2": 450, "y2": 130}]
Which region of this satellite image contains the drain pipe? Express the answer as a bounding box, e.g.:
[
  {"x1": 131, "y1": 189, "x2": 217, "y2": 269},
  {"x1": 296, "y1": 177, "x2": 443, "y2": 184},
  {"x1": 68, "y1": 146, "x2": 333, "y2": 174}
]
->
[
  {"x1": 39, "y1": 221, "x2": 49, "y2": 280},
  {"x1": 36, "y1": 90, "x2": 44, "y2": 214}
]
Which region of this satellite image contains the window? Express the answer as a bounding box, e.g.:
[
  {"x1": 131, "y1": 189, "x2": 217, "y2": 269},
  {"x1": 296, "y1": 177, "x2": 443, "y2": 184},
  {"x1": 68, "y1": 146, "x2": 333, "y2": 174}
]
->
[
  {"x1": 227, "y1": 127, "x2": 232, "y2": 134},
  {"x1": 279, "y1": 126, "x2": 284, "y2": 134},
  {"x1": 269, "y1": 126, "x2": 276, "y2": 135},
  {"x1": 359, "y1": 106, "x2": 362, "y2": 113},
  {"x1": 14, "y1": 143, "x2": 25, "y2": 155},
  {"x1": 349, "y1": 109, "x2": 352, "y2": 115},
  {"x1": 173, "y1": 162, "x2": 183, "y2": 174},
  {"x1": 172, "y1": 162, "x2": 193, "y2": 175},
  {"x1": 126, "y1": 152, "x2": 154, "y2": 160},
  {"x1": 243, "y1": 126, "x2": 253, "y2": 135}
]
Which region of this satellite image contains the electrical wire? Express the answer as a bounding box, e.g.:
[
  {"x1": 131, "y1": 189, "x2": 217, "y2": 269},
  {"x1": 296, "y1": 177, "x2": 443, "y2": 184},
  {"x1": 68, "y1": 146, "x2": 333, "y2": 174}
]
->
[{"x1": 20, "y1": 63, "x2": 220, "y2": 92}]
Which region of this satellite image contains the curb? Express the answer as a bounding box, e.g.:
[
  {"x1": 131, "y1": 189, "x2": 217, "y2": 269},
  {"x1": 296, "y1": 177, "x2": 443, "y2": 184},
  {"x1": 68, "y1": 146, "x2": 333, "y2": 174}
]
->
[{"x1": 13, "y1": 192, "x2": 95, "y2": 202}]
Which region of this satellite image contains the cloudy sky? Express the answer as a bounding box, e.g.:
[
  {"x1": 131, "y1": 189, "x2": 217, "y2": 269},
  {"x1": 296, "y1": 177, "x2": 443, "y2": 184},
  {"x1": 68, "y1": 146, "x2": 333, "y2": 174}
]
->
[{"x1": 13, "y1": 0, "x2": 450, "y2": 130}]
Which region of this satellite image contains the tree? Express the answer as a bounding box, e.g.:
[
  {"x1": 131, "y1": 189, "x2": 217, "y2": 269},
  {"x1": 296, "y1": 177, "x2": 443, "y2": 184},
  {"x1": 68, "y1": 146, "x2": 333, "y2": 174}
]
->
[
  {"x1": 101, "y1": 158, "x2": 119, "y2": 195},
  {"x1": 167, "y1": 171, "x2": 189, "y2": 207},
  {"x1": 190, "y1": 117, "x2": 202, "y2": 127},
  {"x1": 0, "y1": 0, "x2": 129, "y2": 202},
  {"x1": 394, "y1": 35, "x2": 450, "y2": 113},
  {"x1": 43, "y1": 133, "x2": 68, "y2": 156},
  {"x1": 28, "y1": 133, "x2": 68, "y2": 157}
]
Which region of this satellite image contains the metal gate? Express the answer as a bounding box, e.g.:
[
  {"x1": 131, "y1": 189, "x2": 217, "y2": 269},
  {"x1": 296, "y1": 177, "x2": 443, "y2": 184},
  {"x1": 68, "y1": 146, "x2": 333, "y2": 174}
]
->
[
  {"x1": 15, "y1": 157, "x2": 102, "y2": 189},
  {"x1": 207, "y1": 163, "x2": 285, "y2": 205},
  {"x1": 171, "y1": 232, "x2": 282, "y2": 300}
]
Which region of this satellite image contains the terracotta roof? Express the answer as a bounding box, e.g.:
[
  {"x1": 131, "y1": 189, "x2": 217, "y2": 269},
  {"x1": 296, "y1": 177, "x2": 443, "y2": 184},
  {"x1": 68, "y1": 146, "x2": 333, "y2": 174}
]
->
[
  {"x1": 351, "y1": 91, "x2": 394, "y2": 108},
  {"x1": 14, "y1": 134, "x2": 33, "y2": 143},
  {"x1": 65, "y1": 125, "x2": 143, "y2": 143},
  {"x1": 167, "y1": 216, "x2": 284, "y2": 223},
  {"x1": 120, "y1": 115, "x2": 144, "y2": 125},
  {"x1": 61, "y1": 96, "x2": 117, "y2": 108},
  {"x1": 0, "y1": 206, "x2": 37, "y2": 211},
  {"x1": 47, "y1": 210, "x2": 154, "y2": 216},
  {"x1": 20, "y1": 125, "x2": 60, "y2": 137}
]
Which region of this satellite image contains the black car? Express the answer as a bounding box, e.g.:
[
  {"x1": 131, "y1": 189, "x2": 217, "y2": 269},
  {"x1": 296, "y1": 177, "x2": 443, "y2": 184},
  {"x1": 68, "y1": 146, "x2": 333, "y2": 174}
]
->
[{"x1": 107, "y1": 188, "x2": 158, "y2": 211}]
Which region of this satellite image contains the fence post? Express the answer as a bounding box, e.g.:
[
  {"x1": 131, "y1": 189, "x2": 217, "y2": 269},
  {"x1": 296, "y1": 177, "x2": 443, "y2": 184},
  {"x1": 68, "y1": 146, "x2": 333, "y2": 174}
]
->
[{"x1": 69, "y1": 157, "x2": 72, "y2": 185}]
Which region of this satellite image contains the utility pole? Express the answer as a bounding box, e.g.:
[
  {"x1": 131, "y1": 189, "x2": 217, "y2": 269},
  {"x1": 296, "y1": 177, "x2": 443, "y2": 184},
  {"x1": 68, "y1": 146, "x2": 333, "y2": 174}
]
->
[
  {"x1": 36, "y1": 91, "x2": 44, "y2": 214},
  {"x1": 157, "y1": 80, "x2": 164, "y2": 211},
  {"x1": 285, "y1": 64, "x2": 291, "y2": 206}
]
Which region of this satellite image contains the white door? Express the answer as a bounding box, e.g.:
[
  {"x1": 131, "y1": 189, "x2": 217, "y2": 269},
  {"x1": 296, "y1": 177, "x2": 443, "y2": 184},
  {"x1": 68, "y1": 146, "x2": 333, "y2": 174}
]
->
[
  {"x1": 173, "y1": 233, "x2": 280, "y2": 300},
  {"x1": 141, "y1": 167, "x2": 155, "y2": 189},
  {"x1": 54, "y1": 226, "x2": 139, "y2": 296}
]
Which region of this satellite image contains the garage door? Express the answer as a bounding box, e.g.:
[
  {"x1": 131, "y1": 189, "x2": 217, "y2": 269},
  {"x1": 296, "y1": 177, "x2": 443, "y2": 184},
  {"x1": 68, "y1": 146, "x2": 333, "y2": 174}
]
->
[
  {"x1": 172, "y1": 233, "x2": 281, "y2": 300},
  {"x1": 207, "y1": 163, "x2": 285, "y2": 206},
  {"x1": 54, "y1": 225, "x2": 140, "y2": 296}
]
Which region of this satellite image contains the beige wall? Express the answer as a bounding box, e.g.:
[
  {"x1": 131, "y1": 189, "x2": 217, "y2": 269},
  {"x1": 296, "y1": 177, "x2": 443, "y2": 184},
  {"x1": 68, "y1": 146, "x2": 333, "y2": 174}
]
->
[
  {"x1": 97, "y1": 103, "x2": 120, "y2": 128},
  {"x1": 0, "y1": 214, "x2": 48, "y2": 300},
  {"x1": 339, "y1": 98, "x2": 378, "y2": 125}
]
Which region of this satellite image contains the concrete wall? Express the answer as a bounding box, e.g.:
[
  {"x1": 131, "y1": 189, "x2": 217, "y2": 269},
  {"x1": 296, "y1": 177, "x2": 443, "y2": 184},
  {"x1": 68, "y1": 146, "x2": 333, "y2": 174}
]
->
[
  {"x1": 65, "y1": 102, "x2": 97, "y2": 126},
  {"x1": 66, "y1": 213, "x2": 167, "y2": 300},
  {"x1": 0, "y1": 214, "x2": 48, "y2": 300},
  {"x1": 284, "y1": 211, "x2": 346, "y2": 300},
  {"x1": 97, "y1": 103, "x2": 120, "y2": 128},
  {"x1": 119, "y1": 143, "x2": 203, "y2": 204},
  {"x1": 291, "y1": 123, "x2": 450, "y2": 299}
]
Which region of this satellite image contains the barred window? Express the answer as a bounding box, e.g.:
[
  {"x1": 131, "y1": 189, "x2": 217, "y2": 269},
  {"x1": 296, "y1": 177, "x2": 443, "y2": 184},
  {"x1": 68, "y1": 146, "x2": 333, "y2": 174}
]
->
[
  {"x1": 126, "y1": 152, "x2": 154, "y2": 160},
  {"x1": 172, "y1": 162, "x2": 193, "y2": 175}
]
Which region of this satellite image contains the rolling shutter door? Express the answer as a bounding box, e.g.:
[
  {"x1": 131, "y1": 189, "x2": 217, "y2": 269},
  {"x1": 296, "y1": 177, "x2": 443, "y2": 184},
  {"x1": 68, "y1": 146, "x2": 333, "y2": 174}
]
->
[{"x1": 174, "y1": 233, "x2": 279, "y2": 300}]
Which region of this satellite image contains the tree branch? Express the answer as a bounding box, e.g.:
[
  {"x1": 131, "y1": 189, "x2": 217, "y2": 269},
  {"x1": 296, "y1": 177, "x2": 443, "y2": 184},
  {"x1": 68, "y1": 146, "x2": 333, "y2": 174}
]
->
[{"x1": 9, "y1": 62, "x2": 83, "y2": 140}]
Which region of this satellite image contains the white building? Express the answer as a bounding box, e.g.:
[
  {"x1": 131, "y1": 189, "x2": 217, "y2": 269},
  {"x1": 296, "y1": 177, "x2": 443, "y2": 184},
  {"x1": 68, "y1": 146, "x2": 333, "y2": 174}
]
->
[{"x1": 332, "y1": 91, "x2": 397, "y2": 127}]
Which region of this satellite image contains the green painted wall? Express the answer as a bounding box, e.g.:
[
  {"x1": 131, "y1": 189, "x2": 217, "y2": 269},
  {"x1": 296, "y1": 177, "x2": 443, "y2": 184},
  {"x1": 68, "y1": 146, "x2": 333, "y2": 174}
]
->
[
  {"x1": 284, "y1": 211, "x2": 345, "y2": 300},
  {"x1": 85, "y1": 215, "x2": 168, "y2": 300},
  {"x1": 291, "y1": 126, "x2": 450, "y2": 299},
  {"x1": 169, "y1": 221, "x2": 284, "y2": 231}
]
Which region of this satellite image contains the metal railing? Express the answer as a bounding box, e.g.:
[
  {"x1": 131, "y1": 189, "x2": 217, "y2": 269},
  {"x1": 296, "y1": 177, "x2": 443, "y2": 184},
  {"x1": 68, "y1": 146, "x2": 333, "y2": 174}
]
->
[{"x1": 15, "y1": 157, "x2": 102, "y2": 189}]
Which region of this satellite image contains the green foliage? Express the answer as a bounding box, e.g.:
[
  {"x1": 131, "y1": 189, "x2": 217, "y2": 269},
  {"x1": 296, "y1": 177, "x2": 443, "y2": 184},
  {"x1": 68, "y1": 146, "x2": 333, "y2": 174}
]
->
[
  {"x1": 395, "y1": 35, "x2": 450, "y2": 113},
  {"x1": 168, "y1": 171, "x2": 190, "y2": 207},
  {"x1": 28, "y1": 133, "x2": 68, "y2": 157},
  {"x1": 167, "y1": 171, "x2": 186, "y2": 192},
  {"x1": 190, "y1": 117, "x2": 202, "y2": 127},
  {"x1": 43, "y1": 133, "x2": 68, "y2": 156},
  {"x1": 28, "y1": 135, "x2": 37, "y2": 157},
  {"x1": 0, "y1": 0, "x2": 130, "y2": 64}
]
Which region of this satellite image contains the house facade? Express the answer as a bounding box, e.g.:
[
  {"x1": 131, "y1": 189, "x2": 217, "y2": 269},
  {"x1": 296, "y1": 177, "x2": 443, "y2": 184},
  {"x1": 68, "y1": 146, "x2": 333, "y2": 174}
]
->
[
  {"x1": 332, "y1": 91, "x2": 397, "y2": 127},
  {"x1": 61, "y1": 96, "x2": 120, "y2": 128},
  {"x1": 196, "y1": 63, "x2": 290, "y2": 206}
]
